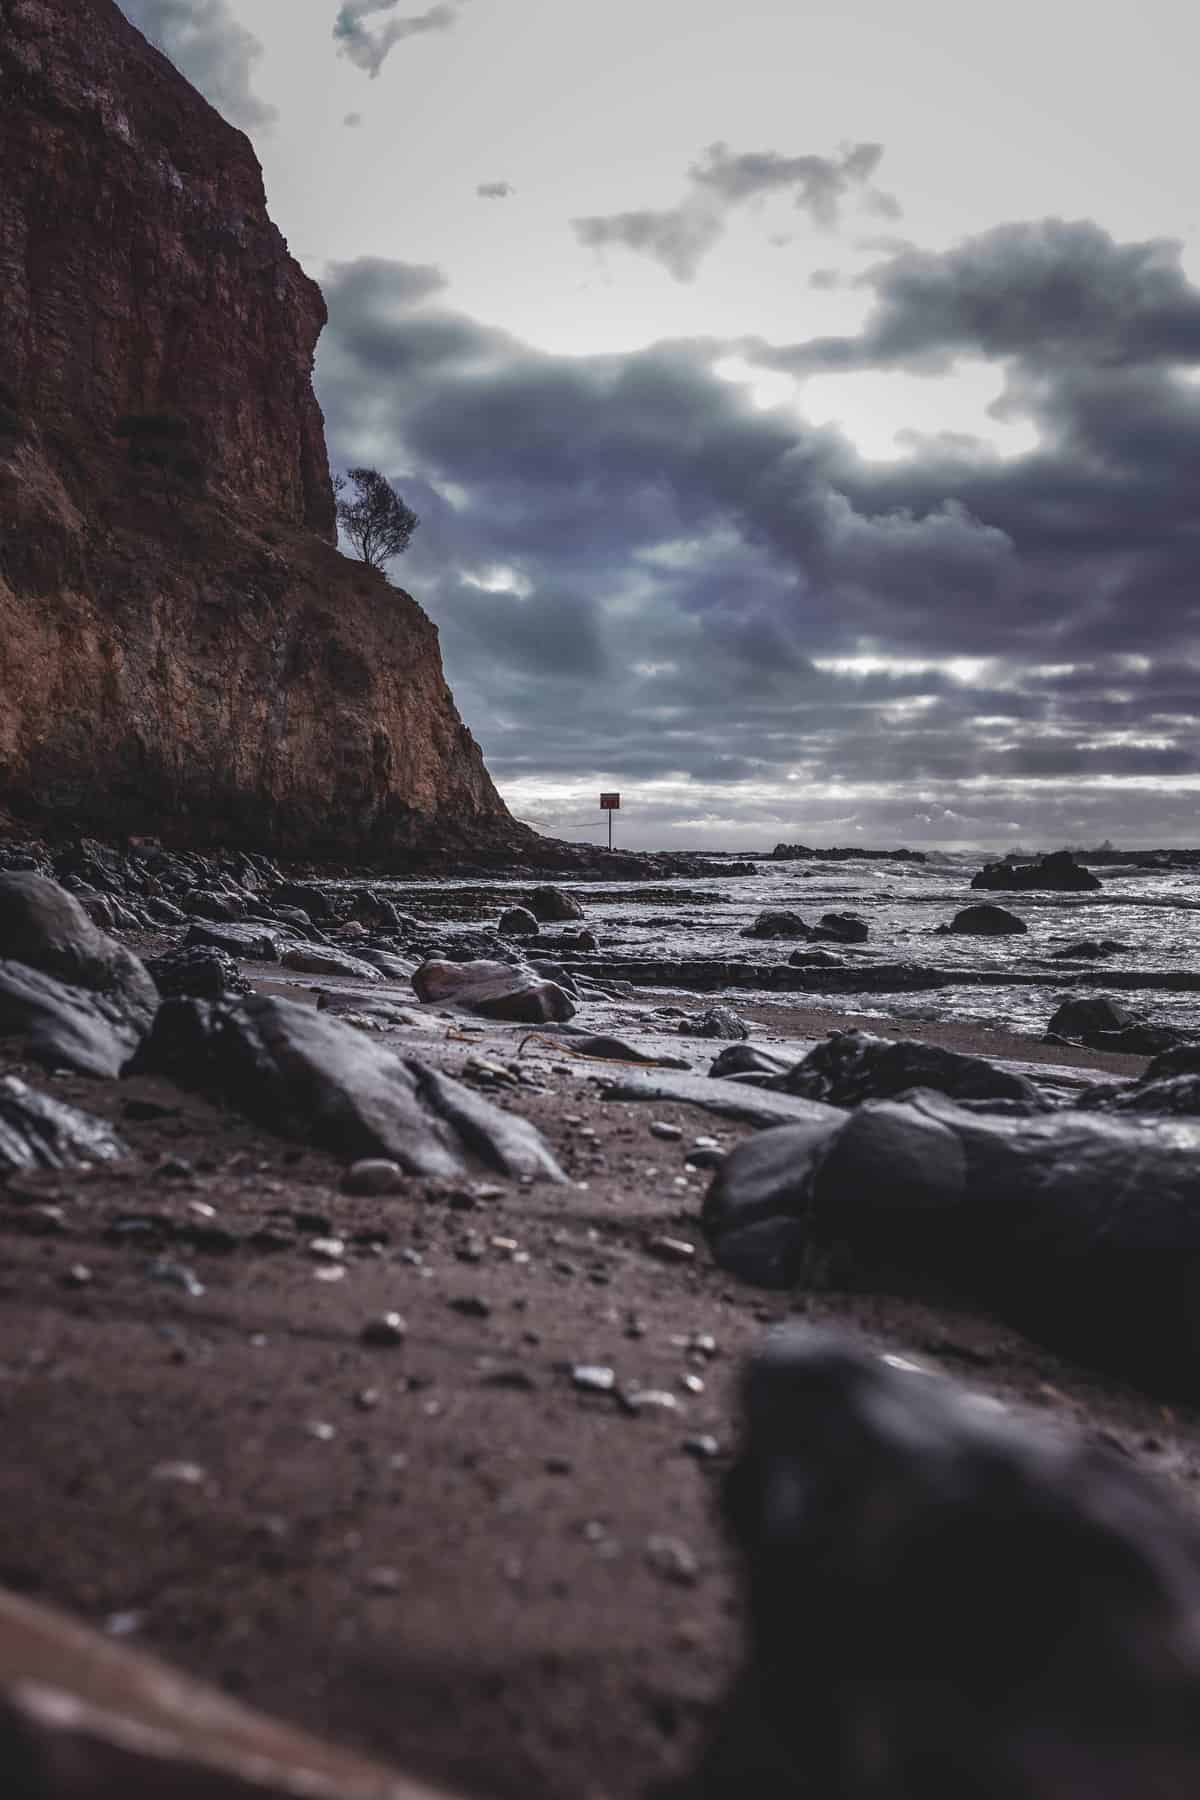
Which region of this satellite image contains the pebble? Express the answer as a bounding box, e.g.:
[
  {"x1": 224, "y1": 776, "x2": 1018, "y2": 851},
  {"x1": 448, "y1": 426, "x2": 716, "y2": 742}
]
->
[
  {"x1": 645, "y1": 1535, "x2": 700, "y2": 1585},
  {"x1": 306, "y1": 1420, "x2": 336, "y2": 1441},
  {"x1": 647, "y1": 1235, "x2": 696, "y2": 1264},
  {"x1": 449, "y1": 1295, "x2": 491, "y2": 1318},
  {"x1": 151, "y1": 1460, "x2": 206, "y2": 1485},
  {"x1": 307, "y1": 1237, "x2": 346, "y2": 1262},
  {"x1": 313, "y1": 1265, "x2": 346, "y2": 1282},
  {"x1": 685, "y1": 1148, "x2": 725, "y2": 1170},
  {"x1": 680, "y1": 1373, "x2": 705, "y2": 1395},
  {"x1": 148, "y1": 1259, "x2": 205, "y2": 1297},
  {"x1": 355, "y1": 1388, "x2": 382, "y2": 1410},
  {"x1": 572, "y1": 1364, "x2": 616, "y2": 1394},
  {"x1": 683, "y1": 1435, "x2": 721, "y2": 1460},
  {"x1": 364, "y1": 1565, "x2": 402, "y2": 1592},
  {"x1": 62, "y1": 1263, "x2": 92, "y2": 1288},
  {"x1": 341, "y1": 1159, "x2": 407, "y2": 1196},
  {"x1": 360, "y1": 1312, "x2": 407, "y2": 1347},
  {"x1": 649, "y1": 1121, "x2": 683, "y2": 1141},
  {"x1": 620, "y1": 1388, "x2": 681, "y2": 1415}
]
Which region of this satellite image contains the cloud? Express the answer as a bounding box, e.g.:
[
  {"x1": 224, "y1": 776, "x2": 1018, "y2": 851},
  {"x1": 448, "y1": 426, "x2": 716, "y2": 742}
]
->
[
  {"x1": 313, "y1": 244, "x2": 1200, "y2": 845},
  {"x1": 118, "y1": 0, "x2": 276, "y2": 128},
  {"x1": 333, "y1": 0, "x2": 467, "y2": 78},
  {"x1": 571, "y1": 140, "x2": 898, "y2": 282},
  {"x1": 476, "y1": 180, "x2": 515, "y2": 200}
]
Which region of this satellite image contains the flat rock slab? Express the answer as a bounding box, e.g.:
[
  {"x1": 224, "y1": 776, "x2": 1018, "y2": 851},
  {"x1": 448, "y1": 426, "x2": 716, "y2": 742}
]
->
[
  {"x1": 0, "y1": 1074, "x2": 129, "y2": 1173},
  {"x1": 600, "y1": 1069, "x2": 843, "y2": 1130},
  {"x1": 280, "y1": 943, "x2": 384, "y2": 982},
  {"x1": 184, "y1": 922, "x2": 285, "y2": 962},
  {"x1": 0, "y1": 962, "x2": 141, "y2": 1079},
  {"x1": 129, "y1": 994, "x2": 565, "y2": 1183}
]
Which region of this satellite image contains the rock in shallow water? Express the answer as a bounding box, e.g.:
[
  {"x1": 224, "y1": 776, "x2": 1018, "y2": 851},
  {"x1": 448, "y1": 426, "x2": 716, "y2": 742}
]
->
[
  {"x1": 1046, "y1": 996, "x2": 1190, "y2": 1056},
  {"x1": 127, "y1": 995, "x2": 565, "y2": 1182},
  {"x1": 741, "y1": 910, "x2": 810, "y2": 941},
  {"x1": 942, "y1": 902, "x2": 1027, "y2": 936},
  {"x1": 0, "y1": 1075, "x2": 129, "y2": 1173},
  {"x1": 769, "y1": 1028, "x2": 1045, "y2": 1110},
  {"x1": 692, "y1": 1330, "x2": 1200, "y2": 1797}
]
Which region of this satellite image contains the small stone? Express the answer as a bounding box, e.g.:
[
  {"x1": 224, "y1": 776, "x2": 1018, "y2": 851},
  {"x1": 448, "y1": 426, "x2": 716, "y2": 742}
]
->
[
  {"x1": 365, "y1": 1565, "x2": 402, "y2": 1592},
  {"x1": 355, "y1": 1387, "x2": 382, "y2": 1410},
  {"x1": 151, "y1": 1460, "x2": 206, "y2": 1485},
  {"x1": 449, "y1": 1295, "x2": 491, "y2": 1318},
  {"x1": 313, "y1": 1265, "x2": 346, "y2": 1282},
  {"x1": 25, "y1": 1204, "x2": 67, "y2": 1234},
  {"x1": 186, "y1": 1200, "x2": 217, "y2": 1220},
  {"x1": 308, "y1": 1236, "x2": 345, "y2": 1261},
  {"x1": 159, "y1": 1155, "x2": 193, "y2": 1179},
  {"x1": 62, "y1": 1263, "x2": 92, "y2": 1288},
  {"x1": 683, "y1": 1435, "x2": 721, "y2": 1460},
  {"x1": 649, "y1": 1121, "x2": 683, "y2": 1141},
  {"x1": 544, "y1": 1455, "x2": 573, "y2": 1474},
  {"x1": 341, "y1": 1159, "x2": 406, "y2": 1196},
  {"x1": 647, "y1": 1235, "x2": 696, "y2": 1264},
  {"x1": 621, "y1": 1388, "x2": 681, "y2": 1415},
  {"x1": 572, "y1": 1364, "x2": 616, "y2": 1394},
  {"x1": 360, "y1": 1311, "x2": 407, "y2": 1347},
  {"x1": 680, "y1": 1373, "x2": 705, "y2": 1395},
  {"x1": 685, "y1": 1148, "x2": 725, "y2": 1171},
  {"x1": 646, "y1": 1535, "x2": 700, "y2": 1585},
  {"x1": 689, "y1": 1333, "x2": 719, "y2": 1359},
  {"x1": 306, "y1": 1420, "x2": 336, "y2": 1441},
  {"x1": 148, "y1": 1259, "x2": 205, "y2": 1297}
]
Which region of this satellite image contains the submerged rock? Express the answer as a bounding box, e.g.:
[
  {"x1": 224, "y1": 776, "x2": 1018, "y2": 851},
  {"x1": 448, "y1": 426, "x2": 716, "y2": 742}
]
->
[
  {"x1": 1049, "y1": 938, "x2": 1124, "y2": 960},
  {"x1": 770, "y1": 1029, "x2": 1044, "y2": 1110},
  {"x1": 695, "y1": 1330, "x2": 1200, "y2": 1797},
  {"x1": 0, "y1": 1075, "x2": 129, "y2": 1174},
  {"x1": 810, "y1": 912, "x2": 868, "y2": 944},
  {"x1": 942, "y1": 903, "x2": 1027, "y2": 936},
  {"x1": 741, "y1": 910, "x2": 810, "y2": 941},
  {"x1": 971, "y1": 850, "x2": 1101, "y2": 892},
  {"x1": 128, "y1": 995, "x2": 565, "y2": 1182}
]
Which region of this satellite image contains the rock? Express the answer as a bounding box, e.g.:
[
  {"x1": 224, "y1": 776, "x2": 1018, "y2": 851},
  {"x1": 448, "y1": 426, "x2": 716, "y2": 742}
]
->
[
  {"x1": 677, "y1": 1007, "x2": 751, "y2": 1040},
  {"x1": 741, "y1": 910, "x2": 811, "y2": 941},
  {"x1": 412, "y1": 959, "x2": 575, "y2": 1024},
  {"x1": 810, "y1": 912, "x2": 868, "y2": 944},
  {"x1": 699, "y1": 1329, "x2": 1200, "y2": 1797},
  {"x1": 1080, "y1": 1073, "x2": 1200, "y2": 1117},
  {"x1": 537, "y1": 929, "x2": 599, "y2": 953},
  {"x1": 769, "y1": 1029, "x2": 1045, "y2": 1110},
  {"x1": 649, "y1": 1121, "x2": 684, "y2": 1141},
  {"x1": 360, "y1": 1312, "x2": 407, "y2": 1347},
  {"x1": 527, "y1": 886, "x2": 585, "y2": 922},
  {"x1": 1045, "y1": 996, "x2": 1188, "y2": 1055},
  {"x1": 601, "y1": 1069, "x2": 844, "y2": 1131},
  {"x1": 708, "y1": 1045, "x2": 793, "y2": 1079},
  {"x1": 1049, "y1": 938, "x2": 1124, "y2": 960},
  {"x1": 128, "y1": 995, "x2": 565, "y2": 1183},
  {"x1": 141, "y1": 896, "x2": 188, "y2": 926},
  {"x1": 543, "y1": 1033, "x2": 691, "y2": 1070},
  {"x1": 356, "y1": 949, "x2": 418, "y2": 980},
  {"x1": 0, "y1": 962, "x2": 143, "y2": 1078},
  {"x1": 272, "y1": 883, "x2": 337, "y2": 923},
  {"x1": 182, "y1": 889, "x2": 246, "y2": 922},
  {"x1": 497, "y1": 906, "x2": 540, "y2": 939},
  {"x1": 0, "y1": 875, "x2": 157, "y2": 1031},
  {"x1": 279, "y1": 943, "x2": 383, "y2": 982},
  {"x1": 787, "y1": 948, "x2": 844, "y2": 968},
  {"x1": 350, "y1": 889, "x2": 409, "y2": 929},
  {"x1": 0, "y1": 1075, "x2": 129, "y2": 1174},
  {"x1": 146, "y1": 946, "x2": 250, "y2": 1000},
  {"x1": 184, "y1": 922, "x2": 284, "y2": 962},
  {"x1": 341, "y1": 1159, "x2": 407, "y2": 1195},
  {"x1": 702, "y1": 1118, "x2": 848, "y2": 1286},
  {"x1": 943, "y1": 903, "x2": 1028, "y2": 936},
  {"x1": 971, "y1": 849, "x2": 1102, "y2": 891}
]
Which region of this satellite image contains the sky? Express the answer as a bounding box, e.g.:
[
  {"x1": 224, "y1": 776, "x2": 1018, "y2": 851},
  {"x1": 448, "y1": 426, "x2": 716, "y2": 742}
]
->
[{"x1": 117, "y1": 0, "x2": 1200, "y2": 852}]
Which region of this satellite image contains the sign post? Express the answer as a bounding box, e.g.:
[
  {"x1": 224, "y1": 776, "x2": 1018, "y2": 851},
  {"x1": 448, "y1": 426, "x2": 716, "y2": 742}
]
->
[{"x1": 599, "y1": 791, "x2": 620, "y2": 851}]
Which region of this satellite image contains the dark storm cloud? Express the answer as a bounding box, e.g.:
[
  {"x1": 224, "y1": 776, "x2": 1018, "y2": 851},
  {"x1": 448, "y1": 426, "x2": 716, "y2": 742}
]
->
[
  {"x1": 315, "y1": 247, "x2": 1200, "y2": 841},
  {"x1": 571, "y1": 141, "x2": 897, "y2": 282},
  {"x1": 117, "y1": 0, "x2": 276, "y2": 128},
  {"x1": 477, "y1": 181, "x2": 515, "y2": 200},
  {"x1": 333, "y1": 0, "x2": 465, "y2": 78}
]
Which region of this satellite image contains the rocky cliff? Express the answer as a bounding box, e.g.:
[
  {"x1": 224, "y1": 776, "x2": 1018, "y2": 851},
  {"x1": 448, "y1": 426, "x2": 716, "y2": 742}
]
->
[{"x1": 0, "y1": 0, "x2": 517, "y2": 862}]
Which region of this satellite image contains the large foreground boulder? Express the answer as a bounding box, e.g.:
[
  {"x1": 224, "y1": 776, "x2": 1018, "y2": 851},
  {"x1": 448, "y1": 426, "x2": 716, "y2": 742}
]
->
[
  {"x1": 691, "y1": 1331, "x2": 1200, "y2": 1797},
  {"x1": 412, "y1": 959, "x2": 575, "y2": 1024},
  {"x1": 0, "y1": 875, "x2": 156, "y2": 1031},
  {"x1": 971, "y1": 850, "x2": 1101, "y2": 892},
  {"x1": 768, "y1": 1029, "x2": 1045, "y2": 1110},
  {"x1": 0, "y1": 963, "x2": 143, "y2": 1078},
  {"x1": 128, "y1": 995, "x2": 565, "y2": 1182},
  {"x1": 0, "y1": 1075, "x2": 129, "y2": 1174}
]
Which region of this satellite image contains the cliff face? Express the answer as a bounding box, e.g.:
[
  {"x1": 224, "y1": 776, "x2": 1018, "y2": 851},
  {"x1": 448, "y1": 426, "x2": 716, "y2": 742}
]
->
[{"x1": 0, "y1": 0, "x2": 514, "y2": 860}]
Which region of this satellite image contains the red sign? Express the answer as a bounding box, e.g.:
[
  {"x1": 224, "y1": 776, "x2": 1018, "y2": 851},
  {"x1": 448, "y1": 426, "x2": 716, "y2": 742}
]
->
[{"x1": 600, "y1": 792, "x2": 620, "y2": 810}]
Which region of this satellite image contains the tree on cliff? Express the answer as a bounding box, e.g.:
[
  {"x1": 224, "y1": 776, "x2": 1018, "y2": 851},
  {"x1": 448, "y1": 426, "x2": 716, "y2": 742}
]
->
[{"x1": 333, "y1": 468, "x2": 420, "y2": 572}]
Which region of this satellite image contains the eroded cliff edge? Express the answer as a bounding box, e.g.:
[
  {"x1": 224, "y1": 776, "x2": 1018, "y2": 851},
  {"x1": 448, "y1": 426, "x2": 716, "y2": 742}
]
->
[{"x1": 0, "y1": 0, "x2": 518, "y2": 862}]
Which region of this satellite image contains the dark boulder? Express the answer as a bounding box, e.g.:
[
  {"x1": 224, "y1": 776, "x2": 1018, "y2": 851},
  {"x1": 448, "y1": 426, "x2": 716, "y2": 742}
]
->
[
  {"x1": 182, "y1": 889, "x2": 246, "y2": 923},
  {"x1": 0, "y1": 874, "x2": 157, "y2": 1032},
  {"x1": 128, "y1": 995, "x2": 565, "y2": 1183},
  {"x1": 943, "y1": 903, "x2": 1027, "y2": 936},
  {"x1": 147, "y1": 946, "x2": 251, "y2": 1000},
  {"x1": 1049, "y1": 938, "x2": 1124, "y2": 960},
  {"x1": 677, "y1": 1006, "x2": 751, "y2": 1040},
  {"x1": 184, "y1": 922, "x2": 284, "y2": 962},
  {"x1": 0, "y1": 963, "x2": 144, "y2": 1078},
  {"x1": 971, "y1": 850, "x2": 1101, "y2": 892},
  {"x1": 708, "y1": 1044, "x2": 793, "y2": 1080},
  {"x1": 0, "y1": 1074, "x2": 129, "y2": 1174},
  {"x1": 810, "y1": 911, "x2": 868, "y2": 944},
  {"x1": 526, "y1": 885, "x2": 585, "y2": 922},
  {"x1": 279, "y1": 943, "x2": 383, "y2": 982},
  {"x1": 1046, "y1": 996, "x2": 1190, "y2": 1056},
  {"x1": 536, "y1": 928, "x2": 599, "y2": 953},
  {"x1": 702, "y1": 1120, "x2": 845, "y2": 1286},
  {"x1": 693, "y1": 1330, "x2": 1200, "y2": 1797},
  {"x1": 741, "y1": 910, "x2": 810, "y2": 940},
  {"x1": 270, "y1": 882, "x2": 337, "y2": 923},
  {"x1": 769, "y1": 1029, "x2": 1045, "y2": 1110},
  {"x1": 497, "y1": 906, "x2": 540, "y2": 939}
]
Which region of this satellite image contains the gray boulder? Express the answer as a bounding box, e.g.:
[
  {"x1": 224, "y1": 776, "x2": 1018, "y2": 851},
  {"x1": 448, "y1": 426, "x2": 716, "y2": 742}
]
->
[
  {"x1": 0, "y1": 1074, "x2": 129, "y2": 1174},
  {"x1": 497, "y1": 906, "x2": 540, "y2": 939},
  {"x1": 811, "y1": 912, "x2": 868, "y2": 944},
  {"x1": 694, "y1": 1330, "x2": 1200, "y2": 1798},
  {"x1": 128, "y1": 995, "x2": 565, "y2": 1183},
  {"x1": 412, "y1": 958, "x2": 575, "y2": 1024},
  {"x1": 527, "y1": 885, "x2": 585, "y2": 922},
  {"x1": 279, "y1": 943, "x2": 383, "y2": 982},
  {"x1": 0, "y1": 963, "x2": 143, "y2": 1078},
  {"x1": 184, "y1": 922, "x2": 284, "y2": 962},
  {"x1": 943, "y1": 903, "x2": 1027, "y2": 936},
  {"x1": 0, "y1": 874, "x2": 157, "y2": 1032},
  {"x1": 770, "y1": 1029, "x2": 1045, "y2": 1110},
  {"x1": 677, "y1": 1007, "x2": 751, "y2": 1040},
  {"x1": 1046, "y1": 996, "x2": 1188, "y2": 1056},
  {"x1": 1049, "y1": 938, "x2": 1124, "y2": 960}
]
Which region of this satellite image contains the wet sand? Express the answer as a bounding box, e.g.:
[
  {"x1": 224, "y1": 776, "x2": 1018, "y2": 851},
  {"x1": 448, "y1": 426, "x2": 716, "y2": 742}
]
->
[{"x1": 0, "y1": 988, "x2": 1194, "y2": 1798}]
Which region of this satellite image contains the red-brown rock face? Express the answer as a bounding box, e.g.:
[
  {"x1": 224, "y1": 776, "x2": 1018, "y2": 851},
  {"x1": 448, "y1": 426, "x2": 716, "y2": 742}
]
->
[{"x1": 0, "y1": 0, "x2": 516, "y2": 861}]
